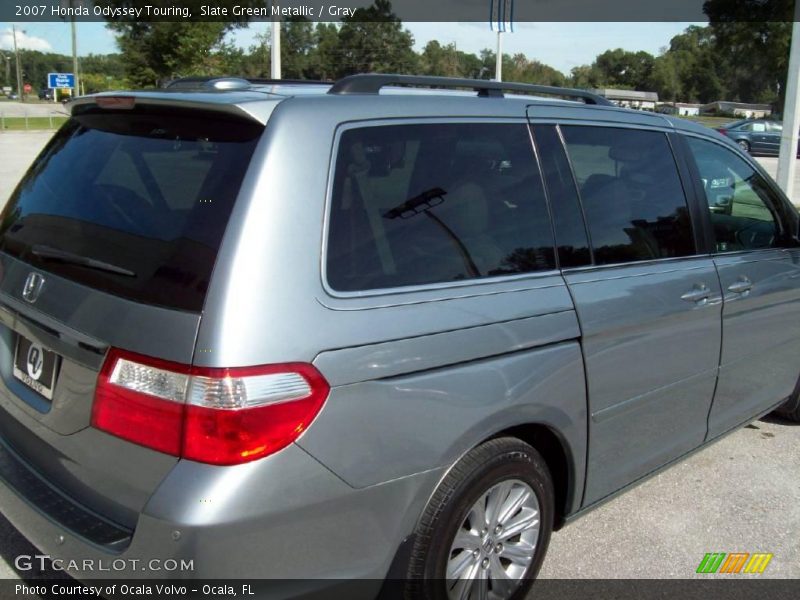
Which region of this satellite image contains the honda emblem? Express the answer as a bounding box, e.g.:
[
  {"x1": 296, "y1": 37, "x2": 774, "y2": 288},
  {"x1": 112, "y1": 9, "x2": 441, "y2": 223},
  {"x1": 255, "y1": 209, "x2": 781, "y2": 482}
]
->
[{"x1": 22, "y1": 272, "x2": 45, "y2": 304}]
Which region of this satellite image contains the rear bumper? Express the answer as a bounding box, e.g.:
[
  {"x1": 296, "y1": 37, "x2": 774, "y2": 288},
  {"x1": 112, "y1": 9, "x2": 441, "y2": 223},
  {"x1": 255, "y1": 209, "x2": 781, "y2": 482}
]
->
[{"x1": 0, "y1": 436, "x2": 441, "y2": 592}]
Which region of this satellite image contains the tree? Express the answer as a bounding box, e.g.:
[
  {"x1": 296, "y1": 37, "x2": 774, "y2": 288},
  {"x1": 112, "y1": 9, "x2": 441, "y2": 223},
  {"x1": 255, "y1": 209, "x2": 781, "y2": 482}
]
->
[
  {"x1": 106, "y1": 22, "x2": 233, "y2": 86},
  {"x1": 335, "y1": 0, "x2": 417, "y2": 77},
  {"x1": 649, "y1": 53, "x2": 681, "y2": 102},
  {"x1": 80, "y1": 72, "x2": 129, "y2": 94},
  {"x1": 478, "y1": 49, "x2": 496, "y2": 79},
  {"x1": 705, "y1": 0, "x2": 792, "y2": 110},
  {"x1": 81, "y1": 54, "x2": 127, "y2": 80},
  {"x1": 569, "y1": 64, "x2": 605, "y2": 89},
  {"x1": 504, "y1": 53, "x2": 567, "y2": 87},
  {"x1": 14, "y1": 50, "x2": 72, "y2": 92},
  {"x1": 418, "y1": 41, "x2": 486, "y2": 78},
  {"x1": 420, "y1": 41, "x2": 461, "y2": 77},
  {"x1": 307, "y1": 23, "x2": 340, "y2": 80},
  {"x1": 647, "y1": 25, "x2": 724, "y2": 103},
  {"x1": 281, "y1": 18, "x2": 315, "y2": 79},
  {"x1": 593, "y1": 48, "x2": 655, "y2": 90},
  {"x1": 103, "y1": 1, "x2": 262, "y2": 87}
]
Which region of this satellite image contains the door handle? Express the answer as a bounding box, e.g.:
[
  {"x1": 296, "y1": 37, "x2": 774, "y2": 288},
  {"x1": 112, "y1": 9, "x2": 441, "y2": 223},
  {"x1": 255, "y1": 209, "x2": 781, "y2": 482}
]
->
[
  {"x1": 681, "y1": 285, "x2": 711, "y2": 304},
  {"x1": 728, "y1": 277, "x2": 753, "y2": 294}
]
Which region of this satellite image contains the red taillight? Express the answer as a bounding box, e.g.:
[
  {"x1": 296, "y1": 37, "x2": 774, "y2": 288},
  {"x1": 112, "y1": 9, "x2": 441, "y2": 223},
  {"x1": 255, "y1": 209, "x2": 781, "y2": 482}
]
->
[
  {"x1": 91, "y1": 349, "x2": 329, "y2": 466},
  {"x1": 717, "y1": 128, "x2": 728, "y2": 136}
]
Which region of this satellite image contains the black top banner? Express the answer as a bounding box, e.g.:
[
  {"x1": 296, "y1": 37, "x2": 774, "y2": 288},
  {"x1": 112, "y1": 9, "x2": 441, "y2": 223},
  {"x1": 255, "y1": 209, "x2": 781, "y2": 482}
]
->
[{"x1": 1, "y1": 0, "x2": 798, "y2": 23}]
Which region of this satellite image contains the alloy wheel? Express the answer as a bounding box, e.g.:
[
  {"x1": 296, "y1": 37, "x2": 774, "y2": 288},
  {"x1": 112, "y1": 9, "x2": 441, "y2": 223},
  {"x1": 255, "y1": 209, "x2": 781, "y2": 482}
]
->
[{"x1": 446, "y1": 479, "x2": 540, "y2": 600}]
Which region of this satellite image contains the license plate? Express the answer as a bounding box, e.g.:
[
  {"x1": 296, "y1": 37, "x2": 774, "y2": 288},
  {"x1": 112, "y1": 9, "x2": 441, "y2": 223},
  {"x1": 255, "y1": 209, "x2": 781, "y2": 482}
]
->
[{"x1": 12, "y1": 335, "x2": 60, "y2": 401}]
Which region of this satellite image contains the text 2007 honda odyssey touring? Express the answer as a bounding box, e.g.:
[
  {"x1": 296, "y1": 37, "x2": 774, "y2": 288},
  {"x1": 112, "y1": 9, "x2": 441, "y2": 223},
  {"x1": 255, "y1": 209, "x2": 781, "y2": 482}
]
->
[{"x1": 1, "y1": 74, "x2": 799, "y2": 599}]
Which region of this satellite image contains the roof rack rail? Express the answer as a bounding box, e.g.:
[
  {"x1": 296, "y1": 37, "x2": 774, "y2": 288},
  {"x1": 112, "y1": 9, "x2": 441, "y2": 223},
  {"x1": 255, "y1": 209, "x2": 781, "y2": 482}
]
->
[
  {"x1": 327, "y1": 74, "x2": 613, "y2": 106},
  {"x1": 164, "y1": 77, "x2": 251, "y2": 91},
  {"x1": 245, "y1": 78, "x2": 332, "y2": 86},
  {"x1": 164, "y1": 76, "x2": 333, "y2": 91}
]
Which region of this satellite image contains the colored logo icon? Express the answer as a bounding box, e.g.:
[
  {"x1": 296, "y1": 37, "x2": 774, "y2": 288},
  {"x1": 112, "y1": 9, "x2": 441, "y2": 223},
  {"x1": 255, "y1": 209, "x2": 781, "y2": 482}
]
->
[{"x1": 697, "y1": 552, "x2": 773, "y2": 574}]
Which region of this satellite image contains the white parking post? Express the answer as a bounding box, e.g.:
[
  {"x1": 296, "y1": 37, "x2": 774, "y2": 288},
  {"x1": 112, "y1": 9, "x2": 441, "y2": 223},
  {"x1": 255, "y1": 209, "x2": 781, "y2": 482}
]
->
[{"x1": 776, "y1": 11, "x2": 800, "y2": 203}]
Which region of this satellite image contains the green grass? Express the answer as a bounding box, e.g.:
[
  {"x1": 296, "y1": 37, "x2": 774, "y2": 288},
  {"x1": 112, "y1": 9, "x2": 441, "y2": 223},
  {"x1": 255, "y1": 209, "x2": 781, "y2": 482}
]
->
[
  {"x1": 0, "y1": 116, "x2": 69, "y2": 131},
  {"x1": 676, "y1": 115, "x2": 734, "y2": 129}
]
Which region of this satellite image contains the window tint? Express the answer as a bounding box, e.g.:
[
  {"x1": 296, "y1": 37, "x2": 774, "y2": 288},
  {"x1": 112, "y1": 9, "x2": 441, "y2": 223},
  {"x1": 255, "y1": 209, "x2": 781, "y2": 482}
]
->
[
  {"x1": 327, "y1": 123, "x2": 555, "y2": 291},
  {"x1": 561, "y1": 126, "x2": 694, "y2": 265},
  {"x1": 531, "y1": 125, "x2": 591, "y2": 268},
  {"x1": 0, "y1": 111, "x2": 262, "y2": 311},
  {"x1": 687, "y1": 137, "x2": 783, "y2": 251}
]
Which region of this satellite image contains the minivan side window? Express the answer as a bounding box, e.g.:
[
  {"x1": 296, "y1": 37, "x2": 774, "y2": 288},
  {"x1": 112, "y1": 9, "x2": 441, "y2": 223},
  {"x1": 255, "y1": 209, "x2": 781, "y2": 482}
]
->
[
  {"x1": 686, "y1": 137, "x2": 782, "y2": 252},
  {"x1": 561, "y1": 126, "x2": 695, "y2": 265},
  {"x1": 326, "y1": 123, "x2": 556, "y2": 292}
]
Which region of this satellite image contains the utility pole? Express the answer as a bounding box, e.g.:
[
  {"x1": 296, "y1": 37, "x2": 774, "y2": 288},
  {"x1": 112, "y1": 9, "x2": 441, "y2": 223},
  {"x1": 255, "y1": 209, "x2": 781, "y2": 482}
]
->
[
  {"x1": 270, "y1": 1, "x2": 281, "y2": 79},
  {"x1": 495, "y1": 31, "x2": 503, "y2": 82},
  {"x1": 12, "y1": 25, "x2": 23, "y2": 102},
  {"x1": 71, "y1": 0, "x2": 80, "y2": 97},
  {"x1": 776, "y1": 3, "x2": 800, "y2": 201}
]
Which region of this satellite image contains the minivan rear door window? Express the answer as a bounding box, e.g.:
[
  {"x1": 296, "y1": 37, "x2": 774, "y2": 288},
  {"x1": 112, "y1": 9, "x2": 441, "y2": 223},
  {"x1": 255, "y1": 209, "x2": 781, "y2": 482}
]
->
[{"x1": 560, "y1": 126, "x2": 695, "y2": 265}]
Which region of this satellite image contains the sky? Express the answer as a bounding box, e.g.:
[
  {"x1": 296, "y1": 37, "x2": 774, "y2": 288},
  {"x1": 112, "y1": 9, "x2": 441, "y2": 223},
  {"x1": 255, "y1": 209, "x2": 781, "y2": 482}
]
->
[{"x1": 0, "y1": 21, "x2": 705, "y2": 76}]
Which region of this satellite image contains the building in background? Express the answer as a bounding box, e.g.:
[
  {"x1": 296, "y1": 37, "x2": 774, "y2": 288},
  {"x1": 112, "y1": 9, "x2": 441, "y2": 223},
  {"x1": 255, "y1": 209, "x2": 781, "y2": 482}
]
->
[
  {"x1": 674, "y1": 102, "x2": 702, "y2": 116},
  {"x1": 592, "y1": 89, "x2": 659, "y2": 111},
  {"x1": 701, "y1": 101, "x2": 773, "y2": 119},
  {"x1": 655, "y1": 102, "x2": 702, "y2": 116}
]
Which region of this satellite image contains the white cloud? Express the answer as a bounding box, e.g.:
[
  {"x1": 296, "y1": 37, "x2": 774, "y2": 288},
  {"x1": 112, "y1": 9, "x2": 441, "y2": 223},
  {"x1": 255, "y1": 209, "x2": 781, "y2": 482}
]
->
[{"x1": 0, "y1": 28, "x2": 53, "y2": 52}]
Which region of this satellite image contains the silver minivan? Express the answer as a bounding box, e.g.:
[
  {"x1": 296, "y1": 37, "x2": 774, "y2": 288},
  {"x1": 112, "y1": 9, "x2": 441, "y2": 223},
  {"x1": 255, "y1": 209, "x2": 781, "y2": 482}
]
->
[{"x1": 1, "y1": 74, "x2": 799, "y2": 599}]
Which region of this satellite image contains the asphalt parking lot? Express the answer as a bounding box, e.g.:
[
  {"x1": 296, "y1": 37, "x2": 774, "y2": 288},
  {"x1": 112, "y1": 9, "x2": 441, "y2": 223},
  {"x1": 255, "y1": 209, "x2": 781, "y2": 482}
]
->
[{"x1": 0, "y1": 130, "x2": 798, "y2": 585}]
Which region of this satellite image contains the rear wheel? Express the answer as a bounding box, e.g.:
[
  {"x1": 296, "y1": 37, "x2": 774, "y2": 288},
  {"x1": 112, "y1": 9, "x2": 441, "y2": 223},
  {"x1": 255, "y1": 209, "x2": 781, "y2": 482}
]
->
[
  {"x1": 773, "y1": 373, "x2": 800, "y2": 422},
  {"x1": 775, "y1": 396, "x2": 800, "y2": 422},
  {"x1": 406, "y1": 437, "x2": 554, "y2": 600},
  {"x1": 737, "y1": 139, "x2": 751, "y2": 153}
]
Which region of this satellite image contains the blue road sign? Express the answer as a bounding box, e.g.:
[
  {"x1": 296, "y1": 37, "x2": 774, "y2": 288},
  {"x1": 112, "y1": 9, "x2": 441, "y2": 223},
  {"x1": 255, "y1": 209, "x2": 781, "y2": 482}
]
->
[{"x1": 48, "y1": 73, "x2": 75, "y2": 89}]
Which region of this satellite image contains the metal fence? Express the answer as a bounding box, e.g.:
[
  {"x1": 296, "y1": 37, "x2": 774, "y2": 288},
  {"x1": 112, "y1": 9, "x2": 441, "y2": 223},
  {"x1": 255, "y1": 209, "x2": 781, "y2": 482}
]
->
[{"x1": 0, "y1": 110, "x2": 69, "y2": 132}]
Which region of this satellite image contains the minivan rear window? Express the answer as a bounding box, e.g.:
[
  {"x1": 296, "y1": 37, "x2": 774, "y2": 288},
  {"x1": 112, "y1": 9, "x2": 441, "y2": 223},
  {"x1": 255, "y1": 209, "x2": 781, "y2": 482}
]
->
[{"x1": 0, "y1": 108, "x2": 262, "y2": 312}]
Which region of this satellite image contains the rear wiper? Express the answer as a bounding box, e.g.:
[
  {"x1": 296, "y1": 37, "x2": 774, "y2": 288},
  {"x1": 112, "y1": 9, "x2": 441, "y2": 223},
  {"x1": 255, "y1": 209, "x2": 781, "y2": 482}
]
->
[
  {"x1": 383, "y1": 187, "x2": 480, "y2": 278},
  {"x1": 31, "y1": 245, "x2": 136, "y2": 277},
  {"x1": 383, "y1": 187, "x2": 447, "y2": 219}
]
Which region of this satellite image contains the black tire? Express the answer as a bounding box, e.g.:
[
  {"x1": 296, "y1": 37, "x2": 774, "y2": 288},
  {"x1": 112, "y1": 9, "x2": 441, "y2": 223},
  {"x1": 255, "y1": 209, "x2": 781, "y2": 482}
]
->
[
  {"x1": 405, "y1": 437, "x2": 554, "y2": 600},
  {"x1": 775, "y1": 395, "x2": 800, "y2": 422},
  {"x1": 737, "y1": 139, "x2": 751, "y2": 153}
]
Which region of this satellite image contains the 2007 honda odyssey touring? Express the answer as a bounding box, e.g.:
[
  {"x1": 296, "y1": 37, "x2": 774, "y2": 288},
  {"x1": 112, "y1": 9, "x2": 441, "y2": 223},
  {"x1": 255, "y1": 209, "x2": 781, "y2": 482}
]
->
[{"x1": 1, "y1": 74, "x2": 799, "y2": 599}]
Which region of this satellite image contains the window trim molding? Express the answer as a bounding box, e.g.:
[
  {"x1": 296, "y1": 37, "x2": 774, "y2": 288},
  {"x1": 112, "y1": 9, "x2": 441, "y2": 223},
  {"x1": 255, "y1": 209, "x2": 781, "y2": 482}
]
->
[{"x1": 560, "y1": 252, "x2": 716, "y2": 278}]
